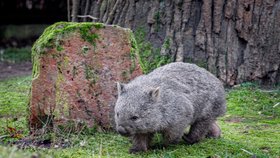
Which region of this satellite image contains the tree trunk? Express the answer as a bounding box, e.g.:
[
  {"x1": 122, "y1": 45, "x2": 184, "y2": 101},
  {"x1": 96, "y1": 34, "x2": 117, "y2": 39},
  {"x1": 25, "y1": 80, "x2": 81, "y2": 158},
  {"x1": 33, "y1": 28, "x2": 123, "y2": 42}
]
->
[
  {"x1": 71, "y1": 0, "x2": 80, "y2": 22},
  {"x1": 67, "y1": 0, "x2": 71, "y2": 22},
  {"x1": 69, "y1": 0, "x2": 280, "y2": 86}
]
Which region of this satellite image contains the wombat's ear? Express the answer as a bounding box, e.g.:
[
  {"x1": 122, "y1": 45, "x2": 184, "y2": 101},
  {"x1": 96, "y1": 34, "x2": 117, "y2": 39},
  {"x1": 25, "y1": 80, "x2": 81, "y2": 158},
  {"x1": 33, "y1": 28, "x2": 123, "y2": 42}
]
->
[
  {"x1": 149, "y1": 87, "x2": 160, "y2": 101},
  {"x1": 117, "y1": 82, "x2": 126, "y2": 96}
]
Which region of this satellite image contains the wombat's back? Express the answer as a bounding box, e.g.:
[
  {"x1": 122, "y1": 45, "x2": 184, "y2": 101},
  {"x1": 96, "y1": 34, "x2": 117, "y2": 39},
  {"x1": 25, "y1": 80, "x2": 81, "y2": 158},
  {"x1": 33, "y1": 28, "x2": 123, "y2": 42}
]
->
[{"x1": 132, "y1": 62, "x2": 223, "y2": 91}]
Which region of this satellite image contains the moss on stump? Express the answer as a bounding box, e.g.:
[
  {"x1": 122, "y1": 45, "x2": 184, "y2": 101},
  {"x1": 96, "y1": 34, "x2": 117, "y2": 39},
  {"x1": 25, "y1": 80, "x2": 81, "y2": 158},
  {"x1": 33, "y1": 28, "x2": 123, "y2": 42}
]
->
[{"x1": 29, "y1": 22, "x2": 142, "y2": 132}]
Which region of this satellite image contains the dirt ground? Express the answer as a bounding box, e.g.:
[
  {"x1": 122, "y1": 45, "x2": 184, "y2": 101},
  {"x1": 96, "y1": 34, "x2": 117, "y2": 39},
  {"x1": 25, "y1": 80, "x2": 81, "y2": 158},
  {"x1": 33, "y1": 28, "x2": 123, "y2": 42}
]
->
[{"x1": 0, "y1": 61, "x2": 32, "y2": 80}]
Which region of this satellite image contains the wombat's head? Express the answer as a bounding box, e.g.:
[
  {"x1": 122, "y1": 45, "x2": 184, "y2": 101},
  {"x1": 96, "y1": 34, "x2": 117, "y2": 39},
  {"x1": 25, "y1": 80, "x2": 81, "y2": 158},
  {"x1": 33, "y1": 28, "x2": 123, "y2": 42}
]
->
[{"x1": 114, "y1": 82, "x2": 162, "y2": 136}]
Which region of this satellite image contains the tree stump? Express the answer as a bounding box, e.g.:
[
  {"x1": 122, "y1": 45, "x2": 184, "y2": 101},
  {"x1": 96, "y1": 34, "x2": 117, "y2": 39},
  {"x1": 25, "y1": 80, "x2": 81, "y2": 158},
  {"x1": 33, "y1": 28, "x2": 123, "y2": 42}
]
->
[{"x1": 29, "y1": 22, "x2": 142, "y2": 132}]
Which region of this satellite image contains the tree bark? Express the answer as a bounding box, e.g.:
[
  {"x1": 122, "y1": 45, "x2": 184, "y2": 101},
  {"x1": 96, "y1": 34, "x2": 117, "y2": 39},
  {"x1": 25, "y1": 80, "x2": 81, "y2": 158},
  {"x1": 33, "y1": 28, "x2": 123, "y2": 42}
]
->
[
  {"x1": 71, "y1": 0, "x2": 80, "y2": 22},
  {"x1": 69, "y1": 0, "x2": 280, "y2": 86},
  {"x1": 67, "y1": 0, "x2": 71, "y2": 22}
]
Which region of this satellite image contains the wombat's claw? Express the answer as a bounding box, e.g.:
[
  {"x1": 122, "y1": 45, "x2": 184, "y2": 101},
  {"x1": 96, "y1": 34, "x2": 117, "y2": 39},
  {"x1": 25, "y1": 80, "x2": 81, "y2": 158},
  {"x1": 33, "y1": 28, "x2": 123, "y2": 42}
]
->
[
  {"x1": 150, "y1": 143, "x2": 164, "y2": 150},
  {"x1": 182, "y1": 134, "x2": 197, "y2": 145},
  {"x1": 206, "y1": 132, "x2": 221, "y2": 138},
  {"x1": 129, "y1": 148, "x2": 145, "y2": 154}
]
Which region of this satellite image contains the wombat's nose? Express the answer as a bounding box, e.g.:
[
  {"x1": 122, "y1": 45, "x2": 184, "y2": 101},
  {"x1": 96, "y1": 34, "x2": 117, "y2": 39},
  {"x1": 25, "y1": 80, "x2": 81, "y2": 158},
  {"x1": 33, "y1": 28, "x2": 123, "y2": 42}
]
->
[{"x1": 117, "y1": 126, "x2": 129, "y2": 136}]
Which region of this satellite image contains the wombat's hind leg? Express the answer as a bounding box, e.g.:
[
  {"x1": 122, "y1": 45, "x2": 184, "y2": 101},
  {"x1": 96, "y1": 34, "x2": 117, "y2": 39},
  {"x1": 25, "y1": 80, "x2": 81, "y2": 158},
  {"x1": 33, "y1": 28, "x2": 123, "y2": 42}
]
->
[
  {"x1": 183, "y1": 120, "x2": 213, "y2": 145},
  {"x1": 206, "y1": 121, "x2": 221, "y2": 138},
  {"x1": 129, "y1": 134, "x2": 153, "y2": 154}
]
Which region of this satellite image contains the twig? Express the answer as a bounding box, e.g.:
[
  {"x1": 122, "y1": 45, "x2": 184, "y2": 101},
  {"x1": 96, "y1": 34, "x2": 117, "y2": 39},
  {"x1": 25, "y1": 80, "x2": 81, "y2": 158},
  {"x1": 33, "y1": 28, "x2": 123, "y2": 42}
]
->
[
  {"x1": 241, "y1": 148, "x2": 254, "y2": 155},
  {"x1": 259, "y1": 89, "x2": 280, "y2": 93},
  {"x1": 99, "y1": 141, "x2": 102, "y2": 158},
  {"x1": 273, "y1": 102, "x2": 280, "y2": 108},
  {"x1": 0, "y1": 135, "x2": 9, "y2": 139},
  {"x1": 8, "y1": 147, "x2": 17, "y2": 158},
  {"x1": 75, "y1": 15, "x2": 98, "y2": 20}
]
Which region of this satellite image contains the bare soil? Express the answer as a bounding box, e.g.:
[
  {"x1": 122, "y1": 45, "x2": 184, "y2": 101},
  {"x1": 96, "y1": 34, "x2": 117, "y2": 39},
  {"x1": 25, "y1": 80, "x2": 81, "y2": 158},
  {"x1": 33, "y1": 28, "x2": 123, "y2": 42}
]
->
[
  {"x1": 224, "y1": 117, "x2": 244, "y2": 123},
  {"x1": 0, "y1": 61, "x2": 32, "y2": 80}
]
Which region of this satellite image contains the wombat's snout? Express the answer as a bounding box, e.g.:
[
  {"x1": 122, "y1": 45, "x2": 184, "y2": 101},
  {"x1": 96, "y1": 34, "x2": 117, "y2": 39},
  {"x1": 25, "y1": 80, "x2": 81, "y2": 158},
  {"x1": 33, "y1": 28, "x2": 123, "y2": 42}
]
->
[{"x1": 117, "y1": 126, "x2": 130, "y2": 136}]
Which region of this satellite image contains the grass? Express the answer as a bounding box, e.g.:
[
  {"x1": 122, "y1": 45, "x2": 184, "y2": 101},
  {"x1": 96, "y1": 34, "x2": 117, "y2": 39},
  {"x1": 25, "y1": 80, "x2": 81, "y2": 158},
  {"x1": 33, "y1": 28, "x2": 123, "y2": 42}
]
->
[
  {"x1": 0, "y1": 76, "x2": 279, "y2": 158},
  {"x1": 0, "y1": 76, "x2": 31, "y2": 117},
  {"x1": 0, "y1": 47, "x2": 31, "y2": 63}
]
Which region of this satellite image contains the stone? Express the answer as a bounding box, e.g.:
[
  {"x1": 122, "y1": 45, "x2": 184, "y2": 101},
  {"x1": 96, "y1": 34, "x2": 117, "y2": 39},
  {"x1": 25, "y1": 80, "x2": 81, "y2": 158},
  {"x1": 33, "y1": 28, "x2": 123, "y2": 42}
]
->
[{"x1": 29, "y1": 22, "x2": 142, "y2": 132}]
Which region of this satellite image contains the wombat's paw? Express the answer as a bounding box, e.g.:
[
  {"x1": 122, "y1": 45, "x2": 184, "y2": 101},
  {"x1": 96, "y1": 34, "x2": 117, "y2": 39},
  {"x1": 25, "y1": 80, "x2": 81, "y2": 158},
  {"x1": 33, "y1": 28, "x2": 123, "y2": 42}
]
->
[
  {"x1": 162, "y1": 138, "x2": 180, "y2": 148},
  {"x1": 182, "y1": 134, "x2": 199, "y2": 145},
  {"x1": 149, "y1": 143, "x2": 165, "y2": 150},
  {"x1": 129, "y1": 147, "x2": 146, "y2": 154},
  {"x1": 206, "y1": 122, "x2": 221, "y2": 138}
]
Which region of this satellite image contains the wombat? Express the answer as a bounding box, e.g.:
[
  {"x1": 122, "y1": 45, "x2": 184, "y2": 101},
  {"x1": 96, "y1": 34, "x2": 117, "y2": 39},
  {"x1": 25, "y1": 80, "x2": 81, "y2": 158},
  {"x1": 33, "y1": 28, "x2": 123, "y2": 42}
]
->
[{"x1": 114, "y1": 62, "x2": 226, "y2": 153}]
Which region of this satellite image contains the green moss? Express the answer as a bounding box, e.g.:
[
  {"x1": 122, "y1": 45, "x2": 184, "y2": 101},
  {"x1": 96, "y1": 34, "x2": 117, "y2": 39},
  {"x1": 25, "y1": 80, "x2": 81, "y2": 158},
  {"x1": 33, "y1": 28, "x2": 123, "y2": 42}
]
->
[
  {"x1": 93, "y1": 23, "x2": 105, "y2": 29},
  {"x1": 32, "y1": 22, "x2": 104, "y2": 54},
  {"x1": 84, "y1": 64, "x2": 98, "y2": 85},
  {"x1": 56, "y1": 45, "x2": 64, "y2": 52},
  {"x1": 154, "y1": 11, "x2": 161, "y2": 32},
  {"x1": 81, "y1": 45, "x2": 90, "y2": 54},
  {"x1": 134, "y1": 27, "x2": 171, "y2": 74},
  {"x1": 31, "y1": 22, "x2": 105, "y2": 79},
  {"x1": 63, "y1": 56, "x2": 70, "y2": 68},
  {"x1": 121, "y1": 70, "x2": 129, "y2": 80},
  {"x1": 79, "y1": 24, "x2": 100, "y2": 47},
  {"x1": 128, "y1": 31, "x2": 139, "y2": 74},
  {"x1": 54, "y1": 62, "x2": 66, "y2": 117},
  {"x1": 162, "y1": 37, "x2": 170, "y2": 50}
]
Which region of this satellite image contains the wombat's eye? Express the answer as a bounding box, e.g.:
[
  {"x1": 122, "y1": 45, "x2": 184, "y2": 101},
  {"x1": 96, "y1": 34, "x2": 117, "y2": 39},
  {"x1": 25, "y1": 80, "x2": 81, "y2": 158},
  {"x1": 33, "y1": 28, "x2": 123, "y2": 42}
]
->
[{"x1": 130, "y1": 116, "x2": 139, "y2": 121}]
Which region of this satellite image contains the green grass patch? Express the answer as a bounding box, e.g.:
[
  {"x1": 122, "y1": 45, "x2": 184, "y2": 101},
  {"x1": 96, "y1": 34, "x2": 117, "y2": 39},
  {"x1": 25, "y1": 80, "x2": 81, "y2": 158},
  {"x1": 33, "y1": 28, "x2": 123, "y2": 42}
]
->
[
  {"x1": 0, "y1": 76, "x2": 31, "y2": 117},
  {"x1": 226, "y1": 84, "x2": 280, "y2": 120},
  {"x1": 0, "y1": 76, "x2": 279, "y2": 157},
  {"x1": 0, "y1": 76, "x2": 31, "y2": 144},
  {"x1": 0, "y1": 47, "x2": 31, "y2": 63}
]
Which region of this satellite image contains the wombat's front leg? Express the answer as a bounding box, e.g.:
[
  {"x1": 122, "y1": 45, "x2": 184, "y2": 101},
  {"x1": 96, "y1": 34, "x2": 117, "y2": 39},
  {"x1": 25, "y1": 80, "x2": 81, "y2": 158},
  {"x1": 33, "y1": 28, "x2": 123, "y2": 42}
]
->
[
  {"x1": 183, "y1": 119, "x2": 213, "y2": 144},
  {"x1": 163, "y1": 126, "x2": 185, "y2": 147},
  {"x1": 129, "y1": 134, "x2": 153, "y2": 154}
]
